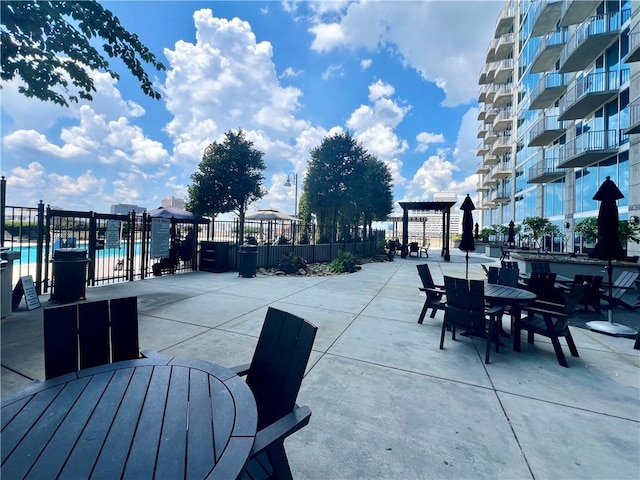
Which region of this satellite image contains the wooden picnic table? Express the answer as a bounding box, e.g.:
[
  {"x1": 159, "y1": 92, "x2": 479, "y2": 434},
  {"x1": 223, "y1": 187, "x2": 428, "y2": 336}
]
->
[
  {"x1": 485, "y1": 284, "x2": 537, "y2": 337},
  {"x1": 1, "y1": 356, "x2": 257, "y2": 480}
]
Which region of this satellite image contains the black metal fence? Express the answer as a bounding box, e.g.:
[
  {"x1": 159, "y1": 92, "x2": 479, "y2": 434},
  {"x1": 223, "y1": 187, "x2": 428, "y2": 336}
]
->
[{"x1": 1, "y1": 181, "x2": 384, "y2": 295}]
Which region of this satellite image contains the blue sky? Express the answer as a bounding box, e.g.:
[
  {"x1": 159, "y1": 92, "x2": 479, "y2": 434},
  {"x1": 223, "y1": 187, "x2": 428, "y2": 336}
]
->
[{"x1": 1, "y1": 0, "x2": 504, "y2": 217}]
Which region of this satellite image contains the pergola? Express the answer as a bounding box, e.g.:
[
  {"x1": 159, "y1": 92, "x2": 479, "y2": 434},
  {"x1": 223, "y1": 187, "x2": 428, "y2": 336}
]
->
[{"x1": 397, "y1": 201, "x2": 457, "y2": 261}]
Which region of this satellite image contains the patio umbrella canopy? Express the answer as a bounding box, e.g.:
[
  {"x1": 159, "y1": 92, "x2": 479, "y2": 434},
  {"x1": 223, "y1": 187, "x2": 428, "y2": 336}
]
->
[
  {"x1": 586, "y1": 176, "x2": 636, "y2": 336},
  {"x1": 508, "y1": 220, "x2": 516, "y2": 246},
  {"x1": 148, "y1": 206, "x2": 208, "y2": 224},
  {"x1": 245, "y1": 208, "x2": 298, "y2": 222},
  {"x1": 459, "y1": 194, "x2": 476, "y2": 279}
]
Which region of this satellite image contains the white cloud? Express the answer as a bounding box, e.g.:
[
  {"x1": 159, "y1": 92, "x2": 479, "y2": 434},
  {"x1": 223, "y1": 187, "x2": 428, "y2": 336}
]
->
[
  {"x1": 360, "y1": 58, "x2": 373, "y2": 70},
  {"x1": 321, "y1": 64, "x2": 344, "y2": 80},
  {"x1": 280, "y1": 66, "x2": 303, "y2": 78},
  {"x1": 416, "y1": 132, "x2": 445, "y2": 152},
  {"x1": 307, "y1": 1, "x2": 502, "y2": 106}
]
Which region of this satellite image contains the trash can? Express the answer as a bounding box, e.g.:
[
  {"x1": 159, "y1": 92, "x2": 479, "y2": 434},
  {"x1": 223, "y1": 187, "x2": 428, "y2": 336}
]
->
[
  {"x1": 0, "y1": 249, "x2": 20, "y2": 318},
  {"x1": 50, "y1": 248, "x2": 90, "y2": 303},
  {"x1": 238, "y1": 244, "x2": 258, "y2": 278}
]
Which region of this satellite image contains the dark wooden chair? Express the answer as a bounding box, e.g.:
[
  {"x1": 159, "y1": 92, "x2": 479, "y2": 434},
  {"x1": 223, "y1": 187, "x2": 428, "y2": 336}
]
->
[
  {"x1": 440, "y1": 276, "x2": 504, "y2": 364},
  {"x1": 572, "y1": 274, "x2": 603, "y2": 314},
  {"x1": 43, "y1": 296, "x2": 143, "y2": 379},
  {"x1": 499, "y1": 246, "x2": 510, "y2": 261},
  {"x1": 387, "y1": 240, "x2": 399, "y2": 256},
  {"x1": 487, "y1": 266, "x2": 519, "y2": 288},
  {"x1": 236, "y1": 307, "x2": 317, "y2": 480},
  {"x1": 600, "y1": 271, "x2": 639, "y2": 311},
  {"x1": 501, "y1": 260, "x2": 519, "y2": 269},
  {"x1": 525, "y1": 271, "x2": 562, "y2": 303},
  {"x1": 416, "y1": 264, "x2": 446, "y2": 323},
  {"x1": 531, "y1": 262, "x2": 551, "y2": 273},
  {"x1": 152, "y1": 243, "x2": 180, "y2": 276},
  {"x1": 409, "y1": 242, "x2": 420, "y2": 257},
  {"x1": 514, "y1": 283, "x2": 587, "y2": 367}
]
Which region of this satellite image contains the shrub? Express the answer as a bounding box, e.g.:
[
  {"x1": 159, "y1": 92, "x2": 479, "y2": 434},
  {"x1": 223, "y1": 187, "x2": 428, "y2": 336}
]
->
[
  {"x1": 276, "y1": 253, "x2": 307, "y2": 274},
  {"x1": 329, "y1": 250, "x2": 360, "y2": 273}
]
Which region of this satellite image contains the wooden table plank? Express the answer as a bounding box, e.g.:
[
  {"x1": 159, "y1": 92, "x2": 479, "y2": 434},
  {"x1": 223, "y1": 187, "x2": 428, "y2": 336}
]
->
[
  {"x1": 122, "y1": 366, "x2": 171, "y2": 480},
  {"x1": 27, "y1": 371, "x2": 113, "y2": 479},
  {"x1": 210, "y1": 376, "x2": 235, "y2": 462},
  {"x1": 155, "y1": 366, "x2": 190, "y2": 479},
  {"x1": 2, "y1": 378, "x2": 89, "y2": 479},
  {"x1": 187, "y1": 368, "x2": 216, "y2": 480},
  {"x1": 0, "y1": 396, "x2": 30, "y2": 430},
  {"x1": 59, "y1": 367, "x2": 135, "y2": 479}
]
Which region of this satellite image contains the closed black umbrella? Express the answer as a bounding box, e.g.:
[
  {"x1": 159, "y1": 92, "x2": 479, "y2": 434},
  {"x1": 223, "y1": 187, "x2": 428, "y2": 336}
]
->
[
  {"x1": 586, "y1": 176, "x2": 636, "y2": 336},
  {"x1": 474, "y1": 222, "x2": 480, "y2": 240},
  {"x1": 507, "y1": 220, "x2": 516, "y2": 247},
  {"x1": 459, "y1": 194, "x2": 475, "y2": 279}
]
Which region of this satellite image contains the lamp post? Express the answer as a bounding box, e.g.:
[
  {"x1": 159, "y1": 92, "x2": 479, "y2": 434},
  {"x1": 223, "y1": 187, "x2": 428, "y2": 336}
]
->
[{"x1": 284, "y1": 172, "x2": 298, "y2": 217}]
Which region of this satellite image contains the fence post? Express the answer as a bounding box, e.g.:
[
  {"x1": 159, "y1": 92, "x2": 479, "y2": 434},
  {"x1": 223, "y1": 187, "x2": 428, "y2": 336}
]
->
[
  {"x1": 128, "y1": 212, "x2": 135, "y2": 282},
  {"x1": 0, "y1": 176, "x2": 5, "y2": 249},
  {"x1": 43, "y1": 205, "x2": 51, "y2": 293},
  {"x1": 88, "y1": 212, "x2": 97, "y2": 286},
  {"x1": 36, "y1": 201, "x2": 45, "y2": 294}
]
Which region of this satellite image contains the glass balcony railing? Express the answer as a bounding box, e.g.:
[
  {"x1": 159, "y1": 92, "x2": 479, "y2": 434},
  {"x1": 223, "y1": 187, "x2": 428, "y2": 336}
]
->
[{"x1": 558, "y1": 69, "x2": 627, "y2": 120}]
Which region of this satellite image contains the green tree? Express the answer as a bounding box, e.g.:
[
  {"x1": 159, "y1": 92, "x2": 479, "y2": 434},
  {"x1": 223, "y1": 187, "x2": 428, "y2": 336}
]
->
[
  {"x1": 361, "y1": 155, "x2": 393, "y2": 239},
  {"x1": 1, "y1": 1, "x2": 165, "y2": 107},
  {"x1": 575, "y1": 217, "x2": 640, "y2": 246},
  {"x1": 522, "y1": 216, "x2": 559, "y2": 251},
  {"x1": 305, "y1": 132, "x2": 383, "y2": 241},
  {"x1": 187, "y1": 130, "x2": 266, "y2": 243}
]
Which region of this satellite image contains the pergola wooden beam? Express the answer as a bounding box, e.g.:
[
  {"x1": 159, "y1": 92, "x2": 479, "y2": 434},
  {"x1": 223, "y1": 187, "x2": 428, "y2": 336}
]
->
[{"x1": 398, "y1": 201, "x2": 457, "y2": 261}]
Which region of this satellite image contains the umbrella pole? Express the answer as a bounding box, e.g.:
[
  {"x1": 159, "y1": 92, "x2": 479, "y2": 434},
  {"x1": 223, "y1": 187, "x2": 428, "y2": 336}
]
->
[
  {"x1": 465, "y1": 252, "x2": 469, "y2": 280},
  {"x1": 586, "y1": 260, "x2": 638, "y2": 336}
]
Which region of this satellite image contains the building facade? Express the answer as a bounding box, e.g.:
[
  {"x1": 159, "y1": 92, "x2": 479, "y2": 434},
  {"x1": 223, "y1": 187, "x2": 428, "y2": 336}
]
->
[
  {"x1": 110, "y1": 203, "x2": 146, "y2": 215},
  {"x1": 161, "y1": 196, "x2": 185, "y2": 209},
  {"x1": 477, "y1": 0, "x2": 639, "y2": 256}
]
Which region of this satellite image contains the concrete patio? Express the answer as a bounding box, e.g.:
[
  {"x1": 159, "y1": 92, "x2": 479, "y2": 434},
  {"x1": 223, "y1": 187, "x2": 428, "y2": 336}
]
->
[{"x1": 2, "y1": 253, "x2": 639, "y2": 479}]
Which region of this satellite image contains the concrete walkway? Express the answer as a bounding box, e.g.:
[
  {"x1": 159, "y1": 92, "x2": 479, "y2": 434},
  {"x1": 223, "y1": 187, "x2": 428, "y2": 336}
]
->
[{"x1": 2, "y1": 254, "x2": 639, "y2": 479}]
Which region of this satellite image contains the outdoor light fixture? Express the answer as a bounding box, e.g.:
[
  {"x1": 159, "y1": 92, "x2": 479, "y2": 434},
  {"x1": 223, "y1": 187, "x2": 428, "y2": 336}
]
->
[
  {"x1": 284, "y1": 172, "x2": 298, "y2": 217},
  {"x1": 565, "y1": 222, "x2": 571, "y2": 229},
  {"x1": 629, "y1": 215, "x2": 639, "y2": 225}
]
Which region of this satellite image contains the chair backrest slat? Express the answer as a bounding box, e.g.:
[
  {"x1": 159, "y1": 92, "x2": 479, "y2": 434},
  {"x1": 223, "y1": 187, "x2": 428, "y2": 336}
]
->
[
  {"x1": 78, "y1": 300, "x2": 110, "y2": 370},
  {"x1": 611, "y1": 271, "x2": 639, "y2": 299},
  {"x1": 246, "y1": 307, "x2": 317, "y2": 430},
  {"x1": 110, "y1": 296, "x2": 140, "y2": 362},
  {"x1": 44, "y1": 297, "x2": 139, "y2": 379},
  {"x1": 528, "y1": 272, "x2": 557, "y2": 302},
  {"x1": 44, "y1": 305, "x2": 79, "y2": 379},
  {"x1": 444, "y1": 277, "x2": 486, "y2": 332},
  {"x1": 417, "y1": 264, "x2": 436, "y2": 289}
]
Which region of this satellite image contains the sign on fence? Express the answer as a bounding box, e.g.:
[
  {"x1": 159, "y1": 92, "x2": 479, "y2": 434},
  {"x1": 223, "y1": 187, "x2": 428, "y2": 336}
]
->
[{"x1": 150, "y1": 218, "x2": 171, "y2": 258}]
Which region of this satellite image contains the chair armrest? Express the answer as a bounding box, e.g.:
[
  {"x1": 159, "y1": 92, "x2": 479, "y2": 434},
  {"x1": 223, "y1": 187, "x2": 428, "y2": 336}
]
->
[
  {"x1": 486, "y1": 305, "x2": 505, "y2": 316},
  {"x1": 250, "y1": 405, "x2": 312, "y2": 457},
  {"x1": 420, "y1": 287, "x2": 445, "y2": 294},
  {"x1": 230, "y1": 363, "x2": 251, "y2": 376}
]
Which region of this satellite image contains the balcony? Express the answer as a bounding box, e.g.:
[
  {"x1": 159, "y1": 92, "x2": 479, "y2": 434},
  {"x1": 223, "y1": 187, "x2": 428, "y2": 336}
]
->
[
  {"x1": 625, "y1": 96, "x2": 640, "y2": 135},
  {"x1": 492, "y1": 134, "x2": 512, "y2": 155},
  {"x1": 477, "y1": 123, "x2": 487, "y2": 139},
  {"x1": 531, "y1": 0, "x2": 563, "y2": 37},
  {"x1": 559, "y1": 10, "x2": 629, "y2": 73},
  {"x1": 476, "y1": 162, "x2": 490, "y2": 174},
  {"x1": 494, "y1": 4, "x2": 515, "y2": 38},
  {"x1": 486, "y1": 62, "x2": 497, "y2": 83},
  {"x1": 484, "y1": 173, "x2": 499, "y2": 187},
  {"x1": 477, "y1": 104, "x2": 486, "y2": 121},
  {"x1": 493, "y1": 84, "x2": 513, "y2": 108},
  {"x1": 478, "y1": 85, "x2": 488, "y2": 103},
  {"x1": 528, "y1": 158, "x2": 565, "y2": 183},
  {"x1": 558, "y1": 70, "x2": 624, "y2": 121},
  {"x1": 492, "y1": 160, "x2": 513, "y2": 179},
  {"x1": 529, "y1": 72, "x2": 567, "y2": 110},
  {"x1": 485, "y1": 108, "x2": 498, "y2": 123},
  {"x1": 476, "y1": 182, "x2": 490, "y2": 193},
  {"x1": 624, "y1": 21, "x2": 640, "y2": 63},
  {"x1": 495, "y1": 33, "x2": 515, "y2": 61},
  {"x1": 490, "y1": 188, "x2": 511, "y2": 203},
  {"x1": 528, "y1": 115, "x2": 566, "y2": 146},
  {"x1": 478, "y1": 64, "x2": 489, "y2": 85},
  {"x1": 557, "y1": 130, "x2": 619, "y2": 169},
  {"x1": 485, "y1": 85, "x2": 500, "y2": 104},
  {"x1": 485, "y1": 38, "x2": 498, "y2": 64},
  {"x1": 559, "y1": 0, "x2": 600, "y2": 28},
  {"x1": 477, "y1": 143, "x2": 490, "y2": 156},
  {"x1": 484, "y1": 154, "x2": 500, "y2": 166},
  {"x1": 493, "y1": 109, "x2": 513, "y2": 131},
  {"x1": 530, "y1": 29, "x2": 567, "y2": 73},
  {"x1": 493, "y1": 59, "x2": 514, "y2": 84}
]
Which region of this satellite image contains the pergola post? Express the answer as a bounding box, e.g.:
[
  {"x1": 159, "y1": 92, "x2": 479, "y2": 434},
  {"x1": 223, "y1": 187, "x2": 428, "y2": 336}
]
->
[{"x1": 398, "y1": 201, "x2": 456, "y2": 262}]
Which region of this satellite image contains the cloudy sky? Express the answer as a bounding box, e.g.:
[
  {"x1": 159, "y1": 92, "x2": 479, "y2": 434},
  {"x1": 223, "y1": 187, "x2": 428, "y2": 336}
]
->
[{"x1": 1, "y1": 0, "x2": 503, "y2": 217}]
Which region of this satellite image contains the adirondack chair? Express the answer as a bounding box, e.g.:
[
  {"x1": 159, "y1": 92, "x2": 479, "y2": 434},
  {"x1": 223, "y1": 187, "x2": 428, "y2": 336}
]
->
[
  {"x1": 416, "y1": 264, "x2": 446, "y2": 323},
  {"x1": 440, "y1": 276, "x2": 504, "y2": 364},
  {"x1": 43, "y1": 296, "x2": 153, "y2": 379},
  {"x1": 525, "y1": 272, "x2": 562, "y2": 303},
  {"x1": 531, "y1": 262, "x2": 551, "y2": 273},
  {"x1": 409, "y1": 242, "x2": 420, "y2": 257},
  {"x1": 499, "y1": 246, "x2": 510, "y2": 261},
  {"x1": 514, "y1": 283, "x2": 587, "y2": 367},
  {"x1": 600, "y1": 271, "x2": 639, "y2": 310},
  {"x1": 487, "y1": 266, "x2": 519, "y2": 288},
  {"x1": 501, "y1": 260, "x2": 519, "y2": 269},
  {"x1": 572, "y1": 274, "x2": 603, "y2": 314},
  {"x1": 236, "y1": 307, "x2": 317, "y2": 480}
]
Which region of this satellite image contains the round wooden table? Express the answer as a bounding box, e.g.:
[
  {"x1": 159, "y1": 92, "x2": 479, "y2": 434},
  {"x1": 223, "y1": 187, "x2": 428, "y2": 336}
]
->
[
  {"x1": 1, "y1": 356, "x2": 257, "y2": 480},
  {"x1": 485, "y1": 284, "x2": 537, "y2": 337}
]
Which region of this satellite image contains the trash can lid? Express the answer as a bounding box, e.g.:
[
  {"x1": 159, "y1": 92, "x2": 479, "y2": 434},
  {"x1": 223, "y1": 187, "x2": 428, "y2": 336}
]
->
[{"x1": 53, "y1": 248, "x2": 88, "y2": 260}]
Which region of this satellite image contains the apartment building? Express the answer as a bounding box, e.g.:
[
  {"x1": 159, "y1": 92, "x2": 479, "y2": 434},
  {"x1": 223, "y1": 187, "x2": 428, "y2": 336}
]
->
[{"x1": 477, "y1": 0, "x2": 639, "y2": 256}]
